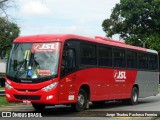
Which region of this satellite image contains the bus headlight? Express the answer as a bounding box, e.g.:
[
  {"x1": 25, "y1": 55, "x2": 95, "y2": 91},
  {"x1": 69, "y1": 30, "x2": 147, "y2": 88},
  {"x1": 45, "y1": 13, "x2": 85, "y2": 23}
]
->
[
  {"x1": 5, "y1": 82, "x2": 13, "y2": 90},
  {"x1": 42, "y1": 82, "x2": 58, "y2": 92}
]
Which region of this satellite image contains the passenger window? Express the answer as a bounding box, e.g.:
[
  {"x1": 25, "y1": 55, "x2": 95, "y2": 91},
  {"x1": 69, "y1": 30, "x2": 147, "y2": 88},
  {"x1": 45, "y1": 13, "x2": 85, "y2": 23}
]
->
[
  {"x1": 98, "y1": 46, "x2": 112, "y2": 67},
  {"x1": 148, "y1": 54, "x2": 158, "y2": 70},
  {"x1": 80, "y1": 44, "x2": 97, "y2": 65},
  {"x1": 138, "y1": 53, "x2": 148, "y2": 70},
  {"x1": 113, "y1": 48, "x2": 125, "y2": 68},
  {"x1": 126, "y1": 51, "x2": 137, "y2": 69}
]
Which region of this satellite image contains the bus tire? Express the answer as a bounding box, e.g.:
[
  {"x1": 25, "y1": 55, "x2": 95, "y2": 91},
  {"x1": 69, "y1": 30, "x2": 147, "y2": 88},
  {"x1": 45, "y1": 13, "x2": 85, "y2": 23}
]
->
[
  {"x1": 123, "y1": 87, "x2": 139, "y2": 105},
  {"x1": 71, "y1": 89, "x2": 87, "y2": 112},
  {"x1": 92, "y1": 101, "x2": 105, "y2": 105},
  {"x1": 32, "y1": 103, "x2": 46, "y2": 111},
  {"x1": 130, "y1": 87, "x2": 139, "y2": 105}
]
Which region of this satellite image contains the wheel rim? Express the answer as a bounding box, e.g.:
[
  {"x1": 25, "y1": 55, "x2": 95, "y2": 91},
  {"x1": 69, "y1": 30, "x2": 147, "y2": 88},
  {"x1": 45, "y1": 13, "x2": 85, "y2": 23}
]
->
[
  {"x1": 133, "y1": 90, "x2": 138, "y2": 102},
  {"x1": 78, "y1": 94, "x2": 85, "y2": 107}
]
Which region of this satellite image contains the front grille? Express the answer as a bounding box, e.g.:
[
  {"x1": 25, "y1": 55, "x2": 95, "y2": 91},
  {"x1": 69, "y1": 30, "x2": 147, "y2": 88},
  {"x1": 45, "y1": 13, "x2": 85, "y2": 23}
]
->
[
  {"x1": 15, "y1": 89, "x2": 39, "y2": 92},
  {"x1": 14, "y1": 95, "x2": 41, "y2": 100}
]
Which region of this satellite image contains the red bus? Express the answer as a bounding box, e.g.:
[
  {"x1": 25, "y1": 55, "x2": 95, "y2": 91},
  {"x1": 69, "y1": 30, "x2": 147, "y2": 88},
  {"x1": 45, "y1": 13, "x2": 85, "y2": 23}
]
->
[{"x1": 5, "y1": 34, "x2": 159, "y2": 111}]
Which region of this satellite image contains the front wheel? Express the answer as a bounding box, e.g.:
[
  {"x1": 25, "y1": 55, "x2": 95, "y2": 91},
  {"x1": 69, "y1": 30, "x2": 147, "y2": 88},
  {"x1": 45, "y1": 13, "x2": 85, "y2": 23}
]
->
[
  {"x1": 32, "y1": 103, "x2": 46, "y2": 111},
  {"x1": 71, "y1": 89, "x2": 87, "y2": 112}
]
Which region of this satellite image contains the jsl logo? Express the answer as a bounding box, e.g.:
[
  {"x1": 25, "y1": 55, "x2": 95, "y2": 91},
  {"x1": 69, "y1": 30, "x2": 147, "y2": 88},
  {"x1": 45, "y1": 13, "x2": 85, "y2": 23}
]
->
[
  {"x1": 114, "y1": 70, "x2": 126, "y2": 82},
  {"x1": 32, "y1": 43, "x2": 59, "y2": 52},
  {"x1": 33, "y1": 43, "x2": 55, "y2": 50}
]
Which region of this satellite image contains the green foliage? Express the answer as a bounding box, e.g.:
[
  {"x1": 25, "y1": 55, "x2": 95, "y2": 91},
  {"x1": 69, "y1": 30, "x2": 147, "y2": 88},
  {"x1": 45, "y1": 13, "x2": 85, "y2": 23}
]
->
[
  {"x1": 0, "y1": 87, "x2": 4, "y2": 90},
  {"x1": 0, "y1": 17, "x2": 20, "y2": 49},
  {"x1": 0, "y1": 96, "x2": 9, "y2": 106},
  {"x1": 102, "y1": 0, "x2": 160, "y2": 52},
  {"x1": 0, "y1": 96, "x2": 19, "y2": 107}
]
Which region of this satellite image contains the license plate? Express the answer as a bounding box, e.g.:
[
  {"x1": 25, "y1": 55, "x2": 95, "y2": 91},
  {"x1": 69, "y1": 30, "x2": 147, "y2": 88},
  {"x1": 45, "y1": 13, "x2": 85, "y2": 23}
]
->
[{"x1": 23, "y1": 100, "x2": 31, "y2": 104}]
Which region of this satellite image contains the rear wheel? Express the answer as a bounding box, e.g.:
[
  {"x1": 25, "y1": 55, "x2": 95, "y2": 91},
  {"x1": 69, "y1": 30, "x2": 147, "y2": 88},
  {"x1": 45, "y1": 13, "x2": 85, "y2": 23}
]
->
[
  {"x1": 71, "y1": 89, "x2": 87, "y2": 112},
  {"x1": 123, "y1": 87, "x2": 139, "y2": 105},
  {"x1": 32, "y1": 103, "x2": 46, "y2": 111},
  {"x1": 130, "y1": 87, "x2": 139, "y2": 105}
]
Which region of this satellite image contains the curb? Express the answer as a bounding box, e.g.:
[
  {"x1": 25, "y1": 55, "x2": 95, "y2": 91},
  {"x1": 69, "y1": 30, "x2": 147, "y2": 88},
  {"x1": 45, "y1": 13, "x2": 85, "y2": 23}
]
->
[{"x1": 0, "y1": 90, "x2": 5, "y2": 96}]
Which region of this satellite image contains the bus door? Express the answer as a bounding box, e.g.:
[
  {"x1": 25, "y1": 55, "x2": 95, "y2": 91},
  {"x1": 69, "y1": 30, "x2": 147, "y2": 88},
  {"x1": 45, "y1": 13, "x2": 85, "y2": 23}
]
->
[{"x1": 59, "y1": 41, "x2": 77, "y2": 103}]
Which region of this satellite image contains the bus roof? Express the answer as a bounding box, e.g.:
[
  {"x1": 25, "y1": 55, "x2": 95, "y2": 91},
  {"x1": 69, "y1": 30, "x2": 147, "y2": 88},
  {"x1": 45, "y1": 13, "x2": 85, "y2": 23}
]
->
[{"x1": 13, "y1": 34, "x2": 158, "y2": 54}]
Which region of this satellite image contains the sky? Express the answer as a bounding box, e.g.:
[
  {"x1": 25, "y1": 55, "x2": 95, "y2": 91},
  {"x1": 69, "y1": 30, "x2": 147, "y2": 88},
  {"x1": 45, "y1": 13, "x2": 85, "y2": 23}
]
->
[{"x1": 8, "y1": 0, "x2": 120, "y2": 39}]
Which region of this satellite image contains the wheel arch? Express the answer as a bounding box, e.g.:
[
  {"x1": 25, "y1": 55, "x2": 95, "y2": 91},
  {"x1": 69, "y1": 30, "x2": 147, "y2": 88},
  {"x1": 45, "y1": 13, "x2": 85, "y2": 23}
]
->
[
  {"x1": 133, "y1": 84, "x2": 139, "y2": 93},
  {"x1": 79, "y1": 84, "x2": 90, "y2": 101}
]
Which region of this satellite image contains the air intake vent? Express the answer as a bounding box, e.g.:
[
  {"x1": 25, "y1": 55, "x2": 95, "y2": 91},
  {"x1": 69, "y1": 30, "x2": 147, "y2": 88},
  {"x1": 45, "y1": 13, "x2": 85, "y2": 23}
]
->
[{"x1": 14, "y1": 95, "x2": 41, "y2": 100}]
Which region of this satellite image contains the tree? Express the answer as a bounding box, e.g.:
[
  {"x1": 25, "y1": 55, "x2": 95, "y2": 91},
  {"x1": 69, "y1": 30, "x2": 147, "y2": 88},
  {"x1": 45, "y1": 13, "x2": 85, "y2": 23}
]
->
[
  {"x1": 0, "y1": 0, "x2": 15, "y2": 17},
  {"x1": 0, "y1": 17, "x2": 20, "y2": 48},
  {"x1": 102, "y1": 0, "x2": 160, "y2": 52},
  {"x1": 0, "y1": 0, "x2": 19, "y2": 48}
]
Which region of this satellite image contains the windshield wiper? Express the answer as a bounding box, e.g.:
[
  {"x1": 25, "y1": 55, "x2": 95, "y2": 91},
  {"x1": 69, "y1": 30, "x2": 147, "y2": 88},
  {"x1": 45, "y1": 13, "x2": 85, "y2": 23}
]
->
[
  {"x1": 14, "y1": 60, "x2": 27, "y2": 79},
  {"x1": 14, "y1": 50, "x2": 30, "y2": 79}
]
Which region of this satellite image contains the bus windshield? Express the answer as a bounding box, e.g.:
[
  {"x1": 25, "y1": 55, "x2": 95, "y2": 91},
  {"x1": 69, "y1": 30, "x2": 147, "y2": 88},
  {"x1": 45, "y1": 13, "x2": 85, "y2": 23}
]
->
[{"x1": 7, "y1": 42, "x2": 61, "y2": 80}]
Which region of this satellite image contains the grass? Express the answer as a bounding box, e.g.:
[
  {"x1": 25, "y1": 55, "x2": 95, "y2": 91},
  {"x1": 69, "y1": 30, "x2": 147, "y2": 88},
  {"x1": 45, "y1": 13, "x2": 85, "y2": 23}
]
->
[
  {"x1": 0, "y1": 96, "x2": 20, "y2": 107},
  {"x1": 156, "y1": 118, "x2": 160, "y2": 120},
  {"x1": 0, "y1": 87, "x2": 4, "y2": 90},
  {"x1": 0, "y1": 96, "x2": 11, "y2": 106},
  {"x1": 155, "y1": 117, "x2": 160, "y2": 120}
]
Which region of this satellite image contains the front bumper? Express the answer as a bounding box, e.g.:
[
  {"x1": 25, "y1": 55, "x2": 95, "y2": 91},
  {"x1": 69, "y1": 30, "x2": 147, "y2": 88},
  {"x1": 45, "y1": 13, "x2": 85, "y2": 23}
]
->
[{"x1": 5, "y1": 86, "x2": 59, "y2": 105}]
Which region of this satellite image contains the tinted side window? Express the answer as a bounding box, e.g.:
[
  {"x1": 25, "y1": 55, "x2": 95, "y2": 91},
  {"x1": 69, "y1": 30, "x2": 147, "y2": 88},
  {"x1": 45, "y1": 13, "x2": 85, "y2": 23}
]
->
[
  {"x1": 81, "y1": 43, "x2": 97, "y2": 65},
  {"x1": 61, "y1": 48, "x2": 76, "y2": 76},
  {"x1": 98, "y1": 46, "x2": 112, "y2": 67},
  {"x1": 138, "y1": 53, "x2": 148, "y2": 70},
  {"x1": 126, "y1": 51, "x2": 137, "y2": 69},
  {"x1": 113, "y1": 48, "x2": 125, "y2": 68},
  {"x1": 148, "y1": 54, "x2": 158, "y2": 70}
]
